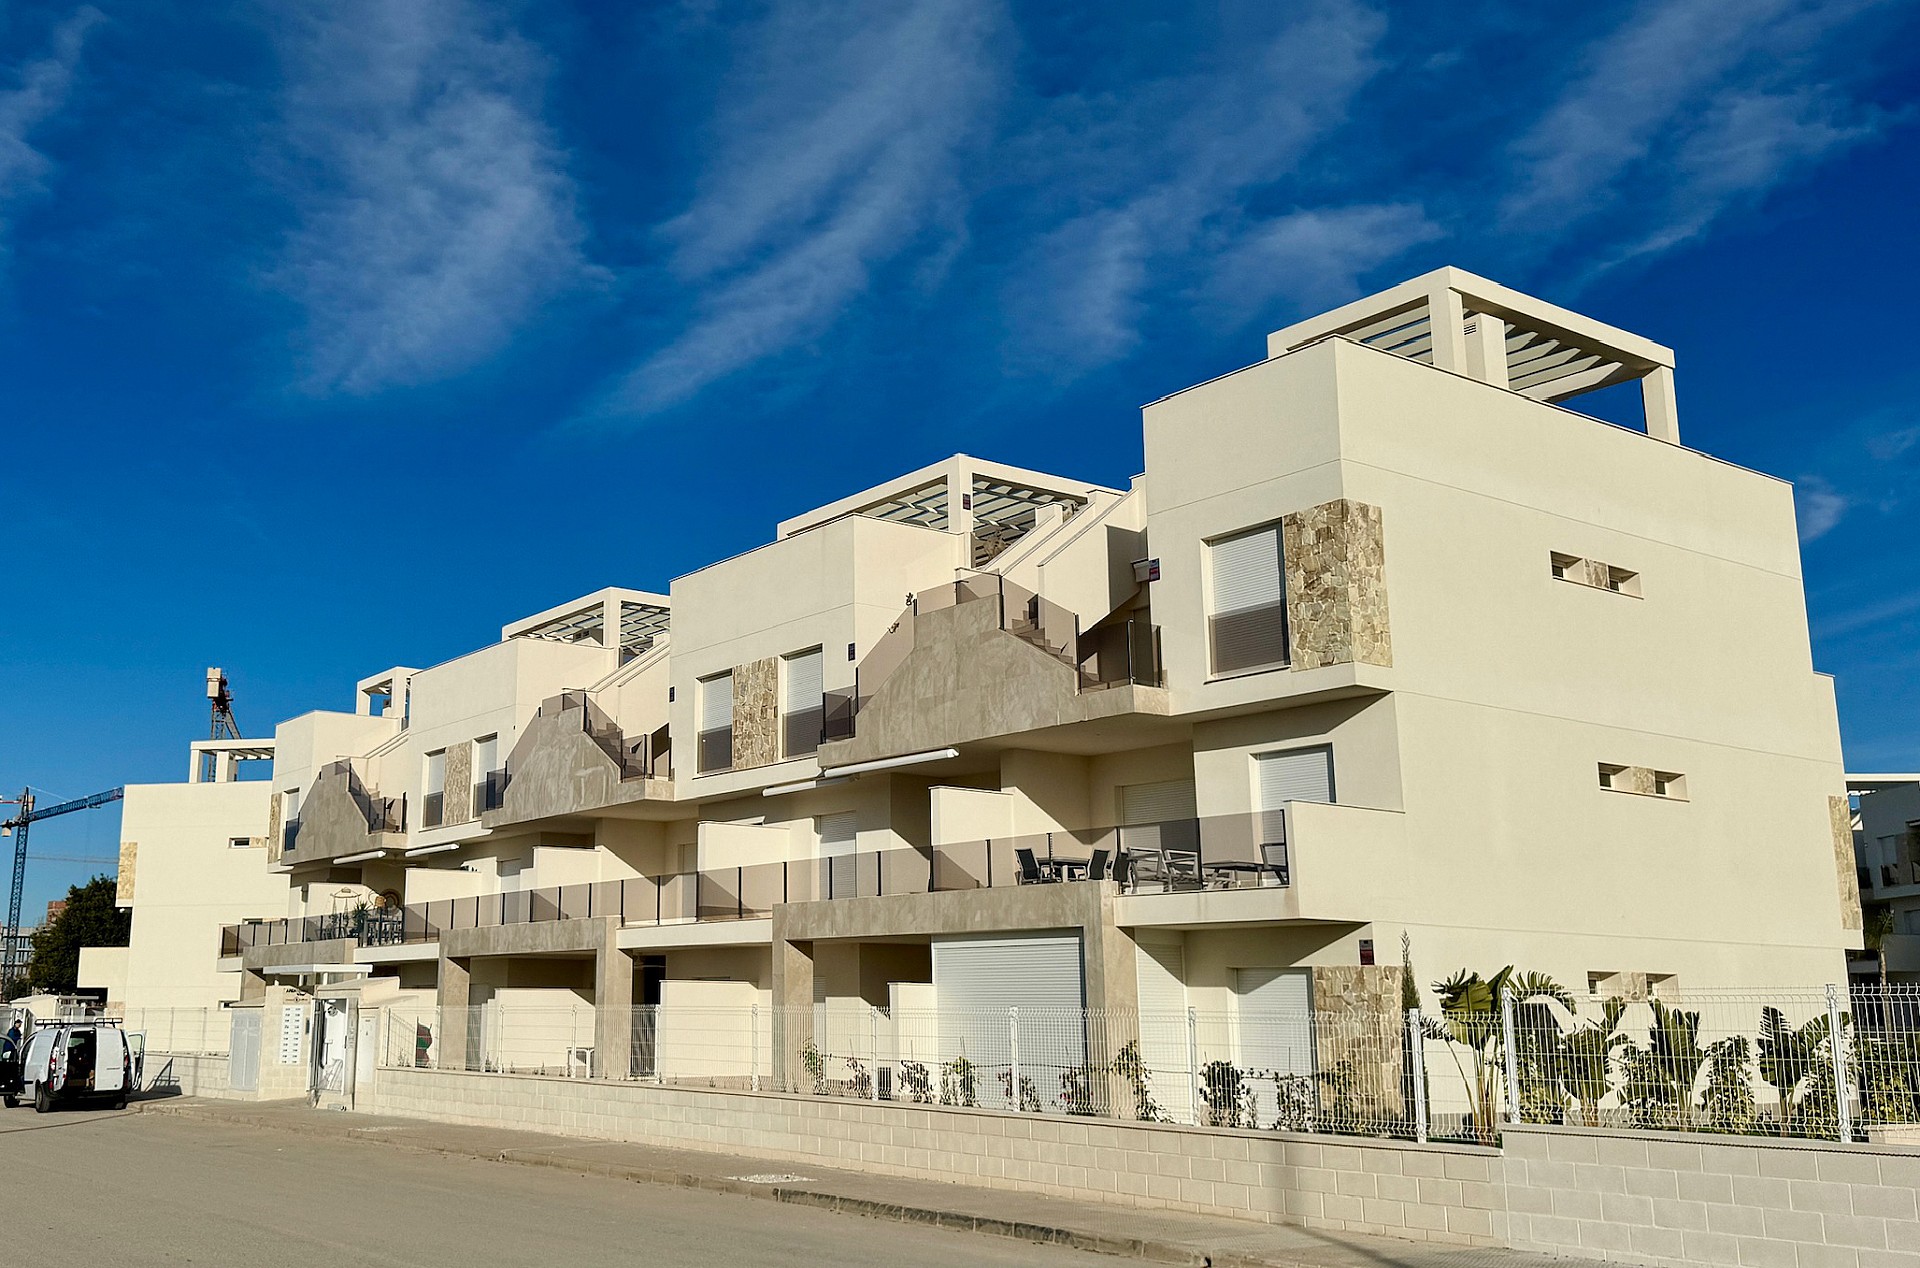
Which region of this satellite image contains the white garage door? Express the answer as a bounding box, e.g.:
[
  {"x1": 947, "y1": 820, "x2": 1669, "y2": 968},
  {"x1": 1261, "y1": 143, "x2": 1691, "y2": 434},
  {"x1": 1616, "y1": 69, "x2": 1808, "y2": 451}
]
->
[{"x1": 932, "y1": 933, "x2": 1086, "y2": 1110}]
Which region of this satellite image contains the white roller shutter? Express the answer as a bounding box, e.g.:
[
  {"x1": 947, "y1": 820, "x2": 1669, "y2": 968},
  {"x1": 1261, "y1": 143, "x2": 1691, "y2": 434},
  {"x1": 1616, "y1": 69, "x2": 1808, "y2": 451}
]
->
[
  {"x1": 700, "y1": 673, "x2": 733, "y2": 731},
  {"x1": 1121, "y1": 780, "x2": 1197, "y2": 826},
  {"x1": 783, "y1": 648, "x2": 822, "y2": 714},
  {"x1": 1256, "y1": 746, "x2": 1334, "y2": 807},
  {"x1": 1234, "y1": 967, "x2": 1316, "y2": 1125},
  {"x1": 1208, "y1": 527, "x2": 1287, "y2": 673},
  {"x1": 933, "y1": 934, "x2": 1086, "y2": 1111},
  {"x1": 816, "y1": 811, "x2": 858, "y2": 857},
  {"x1": 1120, "y1": 779, "x2": 1200, "y2": 862},
  {"x1": 1134, "y1": 933, "x2": 1192, "y2": 1123}
]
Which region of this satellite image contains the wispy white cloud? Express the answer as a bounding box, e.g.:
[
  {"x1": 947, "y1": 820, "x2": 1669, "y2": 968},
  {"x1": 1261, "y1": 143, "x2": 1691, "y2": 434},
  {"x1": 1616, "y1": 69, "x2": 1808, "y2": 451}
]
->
[
  {"x1": 269, "y1": 0, "x2": 593, "y2": 394},
  {"x1": 1504, "y1": 0, "x2": 1894, "y2": 269},
  {"x1": 1205, "y1": 203, "x2": 1442, "y2": 323},
  {"x1": 1003, "y1": 0, "x2": 1393, "y2": 369},
  {"x1": 0, "y1": 7, "x2": 102, "y2": 255},
  {"x1": 1815, "y1": 588, "x2": 1920, "y2": 641},
  {"x1": 599, "y1": 0, "x2": 1005, "y2": 417},
  {"x1": 1796, "y1": 477, "x2": 1851, "y2": 542}
]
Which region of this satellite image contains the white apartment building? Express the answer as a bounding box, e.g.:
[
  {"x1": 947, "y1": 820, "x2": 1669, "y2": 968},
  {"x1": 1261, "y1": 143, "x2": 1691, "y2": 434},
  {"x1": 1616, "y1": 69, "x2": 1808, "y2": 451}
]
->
[{"x1": 95, "y1": 268, "x2": 1859, "y2": 1089}]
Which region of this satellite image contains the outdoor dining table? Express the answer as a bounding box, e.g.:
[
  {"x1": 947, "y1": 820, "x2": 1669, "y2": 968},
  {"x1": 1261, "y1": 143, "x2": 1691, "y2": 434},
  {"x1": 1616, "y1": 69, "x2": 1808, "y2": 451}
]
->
[{"x1": 1200, "y1": 858, "x2": 1289, "y2": 887}]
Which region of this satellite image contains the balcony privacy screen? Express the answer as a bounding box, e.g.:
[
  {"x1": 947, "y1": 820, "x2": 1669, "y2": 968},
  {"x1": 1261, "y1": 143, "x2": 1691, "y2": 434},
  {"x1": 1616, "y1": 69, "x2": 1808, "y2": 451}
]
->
[
  {"x1": 699, "y1": 672, "x2": 733, "y2": 772},
  {"x1": 782, "y1": 647, "x2": 823, "y2": 758},
  {"x1": 1207, "y1": 525, "x2": 1288, "y2": 674}
]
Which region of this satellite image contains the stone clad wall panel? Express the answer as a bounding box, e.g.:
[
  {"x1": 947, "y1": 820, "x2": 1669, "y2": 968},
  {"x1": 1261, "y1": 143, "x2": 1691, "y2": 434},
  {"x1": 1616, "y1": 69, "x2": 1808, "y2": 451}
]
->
[
  {"x1": 732, "y1": 657, "x2": 780, "y2": 770},
  {"x1": 1281, "y1": 499, "x2": 1391, "y2": 671},
  {"x1": 444, "y1": 741, "x2": 473, "y2": 825}
]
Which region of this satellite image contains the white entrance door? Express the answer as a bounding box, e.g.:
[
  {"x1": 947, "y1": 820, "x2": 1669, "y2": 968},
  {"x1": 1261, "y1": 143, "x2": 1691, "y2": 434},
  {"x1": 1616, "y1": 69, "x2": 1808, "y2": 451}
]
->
[{"x1": 228, "y1": 1011, "x2": 261, "y2": 1092}]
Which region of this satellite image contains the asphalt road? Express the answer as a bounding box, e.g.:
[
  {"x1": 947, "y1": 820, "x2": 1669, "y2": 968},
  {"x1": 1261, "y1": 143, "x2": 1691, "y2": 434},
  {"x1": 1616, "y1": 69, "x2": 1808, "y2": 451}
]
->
[{"x1": 0, "y1": 1106, "x2": 1095, "y2": 1266}]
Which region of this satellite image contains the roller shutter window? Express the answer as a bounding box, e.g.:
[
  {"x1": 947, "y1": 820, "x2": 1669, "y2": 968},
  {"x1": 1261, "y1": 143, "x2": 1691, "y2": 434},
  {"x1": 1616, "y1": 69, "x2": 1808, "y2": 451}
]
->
[
  {"x1": 1119, "y1": 779, "x2": 1200, "y2": 857},
  {"x1": 698, "y1": 672, "x2": 733, "y2": 773},
  {"x1": 782, "y1": 648, "x2": 824, "y2": 758},
  {"x1": 1207, "y1": 525, "x2": 1288, "y2": 675},
  {"x1": 1233, "y1": 967, "x2": 1316, "y2": 1125},
  {"x1": 1134, "y1": 933, "x2": 1193, "y2": 1123},
  {"x1": 1254, "y1": 745, "x2": 1333, "y2": 846},
  {"x1": 815, "y1": 810, "x2": 860, "y2": 899},
  {"x1": 932, "y1": 934, "x2": 1087, "y2": 1111}
]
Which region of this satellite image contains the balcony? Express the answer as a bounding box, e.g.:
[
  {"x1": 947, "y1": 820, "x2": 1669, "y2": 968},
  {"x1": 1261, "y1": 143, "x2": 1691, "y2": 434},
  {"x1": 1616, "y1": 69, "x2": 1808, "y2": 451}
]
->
[
  {"x1": 221, "y1": 809, "x2": 1382, "y2": 961},
  {"x1": 280, "y1": 759, "x2": 406, "y2": 866},
  {"x1": 474, "y1": 769, "x2": 507, "y2": 814},
  {"x1": 481, "y1": 691, "x2": 671, "y2": 831},
  {"x1": 818, "y1": 575, "x2": 1170, "y2": 767}
]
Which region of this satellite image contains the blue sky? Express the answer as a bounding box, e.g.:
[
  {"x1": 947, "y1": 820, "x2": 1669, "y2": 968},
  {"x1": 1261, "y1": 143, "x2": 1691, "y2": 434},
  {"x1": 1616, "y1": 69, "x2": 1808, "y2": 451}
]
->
[{"x1": 2, "y1": 0, "x2": 1917, "y2": 914}]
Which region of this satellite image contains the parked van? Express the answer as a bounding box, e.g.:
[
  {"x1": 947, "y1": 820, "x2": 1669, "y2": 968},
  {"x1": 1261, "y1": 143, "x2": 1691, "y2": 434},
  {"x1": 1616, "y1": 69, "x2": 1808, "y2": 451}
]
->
[{"x1": 5, "y1": 1020, "x2": 132, "y2": 1112}]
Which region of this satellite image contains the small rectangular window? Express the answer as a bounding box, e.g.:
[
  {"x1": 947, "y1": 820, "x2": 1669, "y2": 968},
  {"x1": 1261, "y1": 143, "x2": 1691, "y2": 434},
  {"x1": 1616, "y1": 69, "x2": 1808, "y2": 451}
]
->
[
  {"x1": 1597, "y1": 764, "x2": 1622, "y2": 790},
  {"x1": 1652, "y1": 771, "x2": 1687, "y2": 800},
  {"x1": 423, "y1": 751, "x2": 446, "y2": 827},
  {"x1": 1606, "y1": 566, "x2": 1642, "y2": 597},
  {"x1": 229, "y1": 837, "x2": 251, "y2": 849},
  {"x1": 1550, "y1": 552, "x2": 1580, "y2": 580},
  {"x1": 699, "y1": 672, "x2": 734, "y2": 773}
]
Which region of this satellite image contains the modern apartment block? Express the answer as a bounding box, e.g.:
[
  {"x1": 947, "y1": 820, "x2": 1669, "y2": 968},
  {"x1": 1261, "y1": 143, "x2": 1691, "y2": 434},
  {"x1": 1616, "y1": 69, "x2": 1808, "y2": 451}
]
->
[
  {"x1": 1851, "y1": 776, "x2": 1920, "y2": 980},
  {"x1": 98, "y1": 268, "x2": 1858, "y2": 1083}
]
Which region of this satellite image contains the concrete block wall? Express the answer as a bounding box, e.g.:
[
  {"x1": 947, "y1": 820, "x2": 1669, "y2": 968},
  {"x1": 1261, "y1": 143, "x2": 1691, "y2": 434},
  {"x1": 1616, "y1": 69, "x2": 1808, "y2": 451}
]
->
[
  {"x1": 1505, "y1": 1124, "x2": 1920, "y2": 1268},
  {"x1": 367, "y1": 1066, "x2": 1504, "y2": 1246},
  {"x1": 140, "y1": 1051, "x2": 237, "y2": 1099}
]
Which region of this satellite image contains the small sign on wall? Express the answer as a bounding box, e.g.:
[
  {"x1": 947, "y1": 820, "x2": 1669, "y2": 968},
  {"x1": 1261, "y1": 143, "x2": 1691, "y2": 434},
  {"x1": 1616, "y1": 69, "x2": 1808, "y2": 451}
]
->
[{"x1": 1359, "y1": 939, "x2": 1375, "y2": 967}]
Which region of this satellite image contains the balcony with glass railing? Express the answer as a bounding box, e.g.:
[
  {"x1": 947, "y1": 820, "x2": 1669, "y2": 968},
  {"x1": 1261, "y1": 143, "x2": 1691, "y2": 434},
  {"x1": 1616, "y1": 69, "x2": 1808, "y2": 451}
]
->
[
  {"x1": 217, "y1": 807, "x2": 1402, "y2": 963},
  {"x1": 278, "y1": 759, "x2": 406, "y2": 866}
]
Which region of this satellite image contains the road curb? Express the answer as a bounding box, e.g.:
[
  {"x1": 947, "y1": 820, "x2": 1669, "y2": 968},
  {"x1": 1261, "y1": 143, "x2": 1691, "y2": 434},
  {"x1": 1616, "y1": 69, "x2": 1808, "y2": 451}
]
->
[{"x1": 132, "y1": 1099, "x2": 1326, "y2": 1266}]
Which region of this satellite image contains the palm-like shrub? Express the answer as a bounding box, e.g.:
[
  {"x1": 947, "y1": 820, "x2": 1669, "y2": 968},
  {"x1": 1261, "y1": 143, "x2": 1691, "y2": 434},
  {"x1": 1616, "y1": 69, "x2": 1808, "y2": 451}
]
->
[
  {"x1": 1619, "y1": 1001, "x2": 1709, "y2": 1130},
  {"x1": 1757, "y1": 1008, "x2": 1828, "y2": 1137},
  {"x1": 1431, "y1": 967, "x2": 1568, "y2": 1142},
  {"x1": 1558, "y1": 997, "x2": 1629, "y2": 1127}
]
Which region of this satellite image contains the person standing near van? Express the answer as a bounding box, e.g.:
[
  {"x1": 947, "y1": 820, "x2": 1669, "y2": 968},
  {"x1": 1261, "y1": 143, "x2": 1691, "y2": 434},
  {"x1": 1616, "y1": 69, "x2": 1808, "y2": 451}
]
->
[{"x1": 2, "y1": 1020, "x2": 20, "y2": 1059}]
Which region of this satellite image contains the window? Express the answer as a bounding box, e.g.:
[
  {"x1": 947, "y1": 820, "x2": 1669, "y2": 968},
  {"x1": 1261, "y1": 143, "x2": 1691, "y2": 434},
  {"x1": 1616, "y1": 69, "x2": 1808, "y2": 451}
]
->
[
  {"x1": 229, "y1": 837, "x2": 251, "y2": 850},
  {"x1": 698, "y1": 672, "x2": 734, "y2": 773},
  {"x1": 423, "y1": 750, "x2": 446, "y2": 827},
  {"x1": 474, "y1": 734, "x2": 501, "y2": 811},
  {"x1": 816, "y1": 811, "x2": 858, "y2": 857},
  {"x1": 782, "y1": 648, "x2": 824, "y2": 759},
  {"x1": 1552, "y1": 551, "x2": 1641, "y2": 597},
  {"x1": 1598, "y1": 763, "x2": 1687, "y2": 799},
  {"x1": 1254, "y1": 746, "x2": 1333, "y2": 850},
  {"x1": 1207, "y1": 525, "x2": 1288, "y2": 675}
]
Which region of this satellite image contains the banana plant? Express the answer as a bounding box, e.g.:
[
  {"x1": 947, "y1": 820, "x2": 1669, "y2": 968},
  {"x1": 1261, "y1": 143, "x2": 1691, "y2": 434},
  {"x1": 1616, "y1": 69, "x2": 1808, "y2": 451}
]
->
[
  {"x1": 1619, "y1": 1000, "x2": 1708, "y2": 1130},
  {"x1": 1430, "y1": 967, "x2": 1569, "y2": 1142},
  {"x1": 1758, "y1": 1008, "x2": 1829, "y2": 1137},
  {"x1": 1558, "y1": 996, "x2": 1629, "y2": 1126}
]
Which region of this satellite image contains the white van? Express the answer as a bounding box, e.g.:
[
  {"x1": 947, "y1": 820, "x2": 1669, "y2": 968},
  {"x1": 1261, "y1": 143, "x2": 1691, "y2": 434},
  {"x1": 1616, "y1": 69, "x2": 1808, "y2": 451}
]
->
[{"x1": 11, "y1": 1020, "x2": 132, "y2": 1112}]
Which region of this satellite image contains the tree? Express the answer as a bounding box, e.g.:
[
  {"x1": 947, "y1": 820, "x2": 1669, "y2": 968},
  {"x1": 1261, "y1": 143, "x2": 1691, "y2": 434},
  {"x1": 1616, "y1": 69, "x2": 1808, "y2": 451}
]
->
[
  {"x1": 1430, "y1": 967, "x2": 1570, "y2": 1142},
  {"x1": 27, "y1": 876, "x2": 130, "y2": 994},
  {"x1": 1865, "y1": 905, "x2": 1897, "y2": 986}
]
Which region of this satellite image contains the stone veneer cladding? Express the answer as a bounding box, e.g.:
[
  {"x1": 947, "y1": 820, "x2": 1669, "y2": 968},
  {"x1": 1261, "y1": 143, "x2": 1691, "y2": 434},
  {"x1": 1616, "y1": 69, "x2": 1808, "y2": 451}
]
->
[
  {"x1": 444, "y1": 740, "x2": 473, "y2": 826},
  {"x1": 1834, "y1": 794, "x2": 1863, "y2": 932},
  {"x1": 1312, "y1": 965, "x2": 1405, "y2": 1120},
  {"x1": 265, "y1": 794, "x2": 282, "y2": 866},
  {"x1": 116, "y1": 839, "x2": 137, "y2": 905},
  {"x1": 1281, "y1": 499, "x2": 1392, "y2": 670},
  {"x1": 732, "y1": 657, "x2": 780, "y2": 770}
]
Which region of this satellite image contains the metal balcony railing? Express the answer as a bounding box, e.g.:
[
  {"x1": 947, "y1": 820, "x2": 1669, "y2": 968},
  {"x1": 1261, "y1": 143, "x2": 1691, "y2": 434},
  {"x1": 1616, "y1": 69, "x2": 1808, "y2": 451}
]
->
[{"x1": 219, "y1": 812, "x2": 1292, "y2": 956}]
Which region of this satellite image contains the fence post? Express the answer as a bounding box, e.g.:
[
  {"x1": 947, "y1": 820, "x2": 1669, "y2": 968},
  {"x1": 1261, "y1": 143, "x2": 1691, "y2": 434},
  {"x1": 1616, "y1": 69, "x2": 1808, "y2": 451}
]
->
[
  {"x1": 751, "y1": 1004, "x2": 760, "y2": 1092},
  {"x1": 1500, "y1": 986, "x2": 1521, "y2": 1124},
  {"x1": 1407, "y1": 1009, "x2": 1429, "y2": 1144},
  {"x1": 1187, "y1": 1005, "x2": 1201, "y2": 1126},
  {"x1": 1009, "y1": 1006, "x2": 1021, "y2": 1111},
  {"x1": 870, "y1": 1006, "x2": 882, "y2": 1103},
  {"x1": 1828, "y1": 983, "x2": 1852, "y2": 1142}
]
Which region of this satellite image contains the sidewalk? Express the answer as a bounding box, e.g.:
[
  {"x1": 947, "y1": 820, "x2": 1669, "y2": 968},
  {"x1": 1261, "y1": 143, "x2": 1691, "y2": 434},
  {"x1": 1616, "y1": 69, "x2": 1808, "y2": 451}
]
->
[{"x1": 134, "y1": 1096, "x2": 1591, "y2": 1268}]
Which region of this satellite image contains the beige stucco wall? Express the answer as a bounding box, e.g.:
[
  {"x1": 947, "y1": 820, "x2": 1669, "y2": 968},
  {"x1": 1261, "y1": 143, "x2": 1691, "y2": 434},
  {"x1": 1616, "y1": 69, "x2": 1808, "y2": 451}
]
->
[{"x1": 102, "y1": 780, "x2": 286, "y2": 1010}]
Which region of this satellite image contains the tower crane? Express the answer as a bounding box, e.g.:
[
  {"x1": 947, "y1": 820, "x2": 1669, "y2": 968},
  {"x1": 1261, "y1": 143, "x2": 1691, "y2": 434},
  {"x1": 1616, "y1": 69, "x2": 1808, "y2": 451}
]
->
[{"x1": 1, "y1": 786, "x2": 124, "y2": 992}]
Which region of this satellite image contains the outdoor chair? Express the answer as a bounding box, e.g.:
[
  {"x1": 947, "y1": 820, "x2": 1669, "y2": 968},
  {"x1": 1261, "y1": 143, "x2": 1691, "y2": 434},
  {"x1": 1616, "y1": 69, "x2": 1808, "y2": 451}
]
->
[
  {"x1": 1086, "y1": 848, "x2": 1112, "y2": 881},
  {"x1": 1015, "y1": 847, "x2": 1052, "y2": 884}
]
